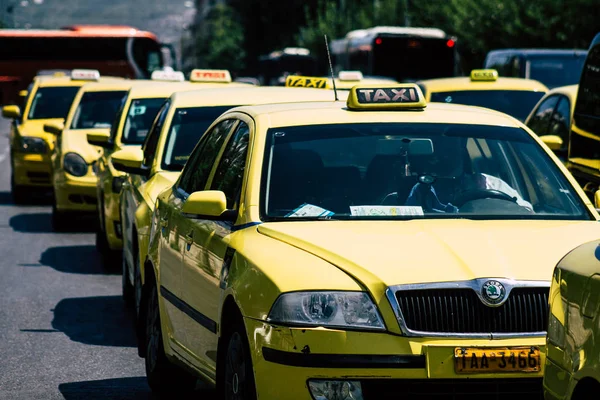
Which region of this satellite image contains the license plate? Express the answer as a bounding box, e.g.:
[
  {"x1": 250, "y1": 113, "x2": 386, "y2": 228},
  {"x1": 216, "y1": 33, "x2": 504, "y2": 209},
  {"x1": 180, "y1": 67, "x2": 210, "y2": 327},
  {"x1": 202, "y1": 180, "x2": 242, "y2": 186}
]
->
[{"x1": 454, "y1": 347, "x2": 541, "y2": 373}]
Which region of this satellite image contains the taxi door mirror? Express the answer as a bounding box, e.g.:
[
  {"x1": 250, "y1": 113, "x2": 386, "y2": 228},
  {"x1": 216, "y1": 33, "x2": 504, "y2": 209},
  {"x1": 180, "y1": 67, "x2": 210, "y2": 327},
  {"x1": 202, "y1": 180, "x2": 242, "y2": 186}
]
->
[
  {"x1": 182, "y1": 190, "x2": 236, "y2": 221},
  {"x1": 86, "y1": 129, "x2": 112, "y2": 149},
  {"x1": 540, "y1": 135, "x2": 563, "y2": 152},
  {"x1": 2, "y1": 105, "x2": 21, "y2": 119},
  {"x1": 111, "y1": 147, "x2": 148, "y2": 177},
  {"x1": 18, "y1": 90, "x2": 28, "y2": 98},
  {"x1": 43, "y1": 120, "x2": 64, "y2": 135},
  {"x1": 594, "y1": 190, "x2": 600, "y2": 210}
]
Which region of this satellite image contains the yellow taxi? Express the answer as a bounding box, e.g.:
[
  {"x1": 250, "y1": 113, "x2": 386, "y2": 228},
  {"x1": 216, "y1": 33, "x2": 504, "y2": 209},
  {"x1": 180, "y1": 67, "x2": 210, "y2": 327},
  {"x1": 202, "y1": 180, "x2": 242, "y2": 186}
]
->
[
  {"x1": 140, "y1": 84, "x2": 600, "y2": 398},
  {"x1": 91, "y1": 69, "x2": 248, "y2": 265},
  {"x1": 417, "y1": 69, "x2": 548, "y2": 122},
  {"x1": 1, "y1": 69, "x2": 121, "y2": 203},
  {"x1": 48, "y1": 78, "x2": 136, "y2": 231},
  {"x1": 112, "y1": 85, "x2": 347, "y2": 331},
  {"x1": 525, "y1": 84, "x2": 578, "y2": 161},
  {"x1": 544, "y1": 240, "x2": 600, "y2": 400}
]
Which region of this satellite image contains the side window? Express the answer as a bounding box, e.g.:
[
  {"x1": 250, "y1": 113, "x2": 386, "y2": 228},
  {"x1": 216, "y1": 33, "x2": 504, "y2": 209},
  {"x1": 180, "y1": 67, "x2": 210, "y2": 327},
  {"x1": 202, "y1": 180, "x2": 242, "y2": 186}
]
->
[
  {"x1": 110, "y1": 95, "x2": 128, "y2": 142},
  {"x1": 210, "y1": 122, "x2": 250, "y2": 209},
  {"x1": 142, "y1": 101, "x2": 169, "y2": 168},
  {"x1": 178, "y1": 119, "x2": 237, "y2": 194},
  {"x1": 548, "y1": 96, "x2": 571, "y2": 146},
  {"x1": 526, "y1": 95, "x2": 559, "y2": 136}
]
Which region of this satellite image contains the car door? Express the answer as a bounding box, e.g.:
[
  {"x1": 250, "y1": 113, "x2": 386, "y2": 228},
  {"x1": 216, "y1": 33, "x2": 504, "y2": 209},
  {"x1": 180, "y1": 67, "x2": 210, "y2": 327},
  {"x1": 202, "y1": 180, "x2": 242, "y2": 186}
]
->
[
  {"x1": 165, "y1": 118, "x2": 238, "y2": 361},
  {"x1": 526, "y1": 95, "x2": 560, "y2": 136},
  {"x1": 547, "y1": 96, "x2": 571, "y2": 160},
  {"x1": 179, "y1": 119, "x2": 250, "y2": 372}
]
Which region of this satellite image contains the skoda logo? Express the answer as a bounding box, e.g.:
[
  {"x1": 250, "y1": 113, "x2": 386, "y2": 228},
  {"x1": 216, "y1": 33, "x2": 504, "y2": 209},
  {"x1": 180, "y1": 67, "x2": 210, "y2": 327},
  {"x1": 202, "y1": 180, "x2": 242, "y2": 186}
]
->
[{"x1": 481, "y1": 280, "x2": 506, "y2": 305}]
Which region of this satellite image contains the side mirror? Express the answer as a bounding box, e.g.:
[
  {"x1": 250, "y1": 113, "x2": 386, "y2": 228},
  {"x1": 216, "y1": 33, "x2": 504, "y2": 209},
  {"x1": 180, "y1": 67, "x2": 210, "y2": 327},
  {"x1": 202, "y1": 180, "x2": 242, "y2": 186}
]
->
[
  {"x1": 43, "y1": 120, "x2": 64, "y2": 135},
  {"x1": 595, "y1": 190, "x2": 600, "y2": 211},
  {"x1": 111, "y1": 147, "x2": 148, "y2": 177},
  {"x1": 182, "y1": 190, "x2": 236, "y2": 221},
  {"x1": 540, "y1": 135, "x2": 563, "y2": 152},
  {"x1": 2, "y1": 105, "x2": 21, "y2": 119},
  {"x1": 86, "y1": 129, "x2": 112, "y2": 149},
  {"x1": 18, "y1": 90, "x2": 28, "y2": 98}
]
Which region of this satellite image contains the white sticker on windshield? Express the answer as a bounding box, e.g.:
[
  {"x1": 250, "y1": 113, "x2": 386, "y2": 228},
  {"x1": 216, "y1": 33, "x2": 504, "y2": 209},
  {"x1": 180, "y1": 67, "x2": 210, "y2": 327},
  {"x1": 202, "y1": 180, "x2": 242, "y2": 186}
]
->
[
  {"x1": 350, "y1": 206, "x2": 424, "y2": 216},
  {"x1": 285, "y1": 203, "x2": 334, "y2": 218}
]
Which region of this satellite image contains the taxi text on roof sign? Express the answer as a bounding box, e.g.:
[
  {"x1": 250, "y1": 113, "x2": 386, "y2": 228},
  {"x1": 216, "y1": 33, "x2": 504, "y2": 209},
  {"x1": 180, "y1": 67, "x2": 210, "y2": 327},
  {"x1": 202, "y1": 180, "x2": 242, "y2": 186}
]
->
[
  {"x1": 470, "y1": 69, "x2": 498, "y2": 82},
  {"x1": 190, "y1": 69, "x2": 232, "y2": 83},
  {"x1": 151, "y1": 70, "x2": 185, "y2": 82},
  {"x1": 347, "y1": 83, "x2": 427, "y2": 110},
  {"x1": 71, "y1": 69, "x2": 100, "y2": 81},
  {"x1": 285, "y1": 75, "x2": 329, "y2": 89},
  {"x1": 338, "y1": 70, "x2": 364, "y2": 81}
]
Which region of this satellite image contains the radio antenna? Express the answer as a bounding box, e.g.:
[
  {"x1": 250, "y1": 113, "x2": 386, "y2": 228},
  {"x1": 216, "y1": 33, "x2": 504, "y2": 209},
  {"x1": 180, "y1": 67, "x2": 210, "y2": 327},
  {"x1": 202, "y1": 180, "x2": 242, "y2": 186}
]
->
[{"x1": 324, "y1": 34, "x2": 339, "y2": 101}]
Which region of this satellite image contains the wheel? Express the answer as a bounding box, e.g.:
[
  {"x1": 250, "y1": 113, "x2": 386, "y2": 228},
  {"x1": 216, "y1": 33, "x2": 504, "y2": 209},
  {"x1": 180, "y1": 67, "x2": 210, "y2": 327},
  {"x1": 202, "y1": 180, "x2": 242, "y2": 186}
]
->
[
  {"x1": 220, "y1": 319, "x2": 257, "y2": 400},
  {"x1": 95, "y1": 229, "x2": 109, "y2": 254},
  {"x1": 122, "y1": 256, "x2": 134, "y2": 307},
  {"x1": 96, "y1": 228, "x2": 121, "y2": 271},
  {"x1": 145, "y1": 282, "x2": 197, "y2": 394},
  {"x1": 51, "y1": 202, "x2": 70, "y2": 232},
  {"x1": 11, "y1": 174, "x2": 28, "y2": 204}
]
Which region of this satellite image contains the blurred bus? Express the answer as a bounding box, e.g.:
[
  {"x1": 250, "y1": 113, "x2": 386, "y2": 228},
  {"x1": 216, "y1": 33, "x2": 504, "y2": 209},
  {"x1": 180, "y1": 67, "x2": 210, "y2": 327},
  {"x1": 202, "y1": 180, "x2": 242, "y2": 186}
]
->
[
  {"x1": 257, "y1": 47, "x2": 319, "y2": 86},
  {"x1": 0, "y1": 25, "x2": 165, "y2": 105},
  {"x1": 330, "y1": 26, "x2": 460, "y2": 83},
  {"x1": 567, "y1": 32, "x2": 600, "y2": 201}
]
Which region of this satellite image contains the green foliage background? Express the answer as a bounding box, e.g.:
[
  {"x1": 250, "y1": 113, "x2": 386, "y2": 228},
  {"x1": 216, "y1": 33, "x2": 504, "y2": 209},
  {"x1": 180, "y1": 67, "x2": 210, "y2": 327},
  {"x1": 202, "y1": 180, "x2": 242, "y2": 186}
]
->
[{"x1": 193, "y1": 0, "x2": 599, "y2": 76}]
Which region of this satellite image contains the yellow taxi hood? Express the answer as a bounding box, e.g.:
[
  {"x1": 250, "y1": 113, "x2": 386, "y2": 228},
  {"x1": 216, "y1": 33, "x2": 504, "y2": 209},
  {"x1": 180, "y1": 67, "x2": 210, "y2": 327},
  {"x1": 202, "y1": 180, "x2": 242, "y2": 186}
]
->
[
  {"x1": 60, "y1": 128, "x2": 104, "y2": 163},
  {"x1": 19, "y1": 118, "x2": 63, "y2": 141},
  {"x1": 146, "y1": 171, "x2": 180, "y2": 211},
  {"x1": 257, "y1": 220, "x2": 600, "y2": 287}
]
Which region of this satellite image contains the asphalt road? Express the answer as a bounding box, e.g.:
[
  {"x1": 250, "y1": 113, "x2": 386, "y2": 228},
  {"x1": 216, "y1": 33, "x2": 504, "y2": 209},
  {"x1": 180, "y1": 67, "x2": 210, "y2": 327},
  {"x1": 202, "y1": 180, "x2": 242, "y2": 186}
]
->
[{"x1": 0, "y1": 116, "x2": 211, "y2": 399}]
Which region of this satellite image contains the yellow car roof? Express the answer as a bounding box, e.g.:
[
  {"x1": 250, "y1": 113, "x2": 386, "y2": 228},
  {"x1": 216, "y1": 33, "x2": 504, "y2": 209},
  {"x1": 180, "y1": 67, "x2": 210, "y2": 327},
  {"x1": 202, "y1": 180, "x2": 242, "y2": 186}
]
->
[
  {"x1": 79, "y1": 80, "x2": 138, "y2": 92},
  {"x1": 544, "y1": 83, "x2": 578, "y2": 101},
  {"x1": 36, "y1": 75, "x2": 124, "y2": 88},
  {"x1": 228, "y1": 100, "x2": 523, "y2": 129},
  {"x1": 169, "y1": 86, "x2": 343, "y2": 108},
  {"x1": 418, "y1": 76, "x2": 548, "y2": 93}
]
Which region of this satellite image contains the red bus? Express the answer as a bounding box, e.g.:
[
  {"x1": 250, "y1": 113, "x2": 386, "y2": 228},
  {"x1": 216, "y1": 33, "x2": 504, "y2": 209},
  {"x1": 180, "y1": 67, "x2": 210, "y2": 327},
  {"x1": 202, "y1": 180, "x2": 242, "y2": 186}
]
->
[{"x1": 0, "y1": 25, "x2": 165, "y2": 105}]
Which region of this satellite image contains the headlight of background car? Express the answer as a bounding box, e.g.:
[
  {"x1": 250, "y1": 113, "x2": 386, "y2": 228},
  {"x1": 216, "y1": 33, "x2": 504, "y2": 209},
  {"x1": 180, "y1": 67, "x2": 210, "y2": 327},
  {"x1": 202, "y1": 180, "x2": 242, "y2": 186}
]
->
[
  {"x1": 268, "y1": 291, "x2": 385, "y2": 330},
  {"x1": 18, "y1": 136, "x2": 47, "y2": 154},
  {"x1": 63, "y1": 152, "x2": 88, "y2": 177}
]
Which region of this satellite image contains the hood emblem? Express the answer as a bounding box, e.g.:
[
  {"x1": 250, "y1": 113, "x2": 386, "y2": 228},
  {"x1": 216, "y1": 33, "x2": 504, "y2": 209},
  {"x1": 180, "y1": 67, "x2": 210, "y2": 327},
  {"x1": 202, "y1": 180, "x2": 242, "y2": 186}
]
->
[{"x1": 481, "y1": 280, "x2": 506, "y2": 306}]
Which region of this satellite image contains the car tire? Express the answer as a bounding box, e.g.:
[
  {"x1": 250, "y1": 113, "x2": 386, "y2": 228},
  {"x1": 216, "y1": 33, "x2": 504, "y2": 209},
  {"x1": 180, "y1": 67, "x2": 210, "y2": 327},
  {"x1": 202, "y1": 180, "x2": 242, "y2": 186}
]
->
[
  {"x1": 122, "y1": 255, "x2": 134, "y2": 307},
  {"x1": 11, "y1": 174, "x2": 28, "y2": 205},
  {"x1": 220, "y1": 318, "x2": 257, "y2": 400},
  {"x1": 51, "y1": 201, "x2": 70, "y2": 232},
  {"x1": 145, "y1": 281, "x2": 197, "y2": 395}
]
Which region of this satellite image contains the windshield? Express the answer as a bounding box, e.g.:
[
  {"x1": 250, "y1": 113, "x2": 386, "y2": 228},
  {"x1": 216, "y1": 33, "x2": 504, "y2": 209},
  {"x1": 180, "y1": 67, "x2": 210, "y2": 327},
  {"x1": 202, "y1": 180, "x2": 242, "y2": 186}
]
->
[
  {"x1": 161, "y1": 106, "x2": 237, "y2": 171},
  {"x1": 122, "y1": 98, "x2": 166, "y2": 144},
  {"x1": 528, "y1": 56, "x2": 586, "y2": 89},
  {"x1": 70, "y1": 91, "x2": 127, "y2": 129},
  {"x1": 27, "y1": 86, "x2": 80, "y2": 120},
  {"x1": 261, "y1": 123, "x2": 588, "y2": 221},
  {"x1": 429, "y1": 90, "x2": 545, "y2": 121}
]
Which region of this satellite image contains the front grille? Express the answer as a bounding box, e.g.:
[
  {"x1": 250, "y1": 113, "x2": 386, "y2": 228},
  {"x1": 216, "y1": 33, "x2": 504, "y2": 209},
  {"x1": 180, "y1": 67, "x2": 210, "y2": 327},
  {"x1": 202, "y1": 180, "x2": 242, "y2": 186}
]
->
[
  {"x1": 396, "y1": 287, "x2": 549, "y2": 334},
  {"x1": 361, "y1": 378, "x2": 543, "y2": 400}
]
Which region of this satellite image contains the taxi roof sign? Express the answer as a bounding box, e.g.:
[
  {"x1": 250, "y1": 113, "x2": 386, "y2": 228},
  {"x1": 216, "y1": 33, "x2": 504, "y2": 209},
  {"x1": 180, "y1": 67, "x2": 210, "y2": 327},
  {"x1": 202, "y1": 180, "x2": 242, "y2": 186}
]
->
[
  {"x1": 338, "y1": 70, "x2": 364, "y2": 81},
  {"x1": 347, "y1": 84, "x2": 427, "y2": 110},
  {"x1": 285, "y1": 75, "x2": 329, "y2": 89},
  {"x1": 470, "y1": 69, "x2": 498, "y2": 82},
  {"x1": 190, "y1": 69, "x2": 232, "y2": 83},
  {"x1": 71, "y1": 69, "x2": 100, "y2": 81},
  {"x1": 151, "y1": 70, "x2": 185, "y2": 82}
]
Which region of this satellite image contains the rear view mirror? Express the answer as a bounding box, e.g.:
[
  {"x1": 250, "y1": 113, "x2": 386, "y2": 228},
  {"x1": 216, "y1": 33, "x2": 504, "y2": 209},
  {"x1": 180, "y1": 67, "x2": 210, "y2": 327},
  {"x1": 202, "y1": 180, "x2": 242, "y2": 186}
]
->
[
  {"x1": 540, "y1": 135, "x2": 563, "y2": 152},
  {"x1": 377, "y1": 138, "x2": 434, "y2": 156},
  {"x1": 111, "y1": 147, "x2": 148, "y2": 177},
  {"x1": 2, "y1": 105, "x2": 21, "y2": 119},
  {"x1": 43, "y1": 120, "x2": 64, "y2": 135},
  {"x1": 409, "y1": 138, "x2": 434, "y2": 155},
  {"x1": 86, "y1": 129, "x2": 112, "y2": 149},
  {"x1": 182, "y1": 190, "x2": 236, "y2": 221}
]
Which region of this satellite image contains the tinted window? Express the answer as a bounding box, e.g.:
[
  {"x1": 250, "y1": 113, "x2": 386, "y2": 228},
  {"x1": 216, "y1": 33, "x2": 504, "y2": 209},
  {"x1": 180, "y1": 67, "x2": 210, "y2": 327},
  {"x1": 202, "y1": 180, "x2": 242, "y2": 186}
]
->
[
  {"x1": 210, "y1": 122, "x2": 250, "y2": 209},
  {"x1": 548, "y1": 97, "x2": 571, "y2": 147},
  {"x1": 526, "y1": 95, "x2": 559, "y2": 135},
  {"x1": 178, "y1": 119, "x2": 237, "y2": 194},
  {"x1": 261, "y1": 123, "x2": 588, "y2": 220},
  {"x1": 70, "y1": 91, "x2": 127, "y2": 129},
  {"x1": 27, "y1": 86, "x2": 80, "y2": 119},
  {"x1": 528, "y1": 55, "x2": 586, "y2": 89},
  {"x1": 430, "y1": 90, "x2": 545, "y2": 121},
  {"x1": 122, "y1": 98, "x2": 167, "y2": 144},
  {"x1": 161, "y1": 106, "x2": 236, "y2": 171},
  {"x1": 142, "y1": 101, "x2": 170, "y2": 169}
]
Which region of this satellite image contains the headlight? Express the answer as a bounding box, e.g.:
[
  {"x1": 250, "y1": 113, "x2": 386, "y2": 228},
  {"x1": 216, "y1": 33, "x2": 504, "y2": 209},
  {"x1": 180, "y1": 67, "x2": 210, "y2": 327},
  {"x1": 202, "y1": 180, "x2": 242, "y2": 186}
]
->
[
  {"x1": 63, "y1": 152, "x2": 88, "y2": 177},
  {"x1": 268, "y1": 291, "x2": 385, "y2": 330},
  {"x1": 18, "y1": 136, "x2": 47, "y2": 154}
]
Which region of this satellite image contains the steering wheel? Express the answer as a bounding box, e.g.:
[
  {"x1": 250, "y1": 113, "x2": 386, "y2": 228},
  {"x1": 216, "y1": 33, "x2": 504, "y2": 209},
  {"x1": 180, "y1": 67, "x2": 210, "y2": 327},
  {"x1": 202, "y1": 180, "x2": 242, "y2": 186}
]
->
[{"x1": 454, "y1": 189, "x2": 518, "y2": 207}]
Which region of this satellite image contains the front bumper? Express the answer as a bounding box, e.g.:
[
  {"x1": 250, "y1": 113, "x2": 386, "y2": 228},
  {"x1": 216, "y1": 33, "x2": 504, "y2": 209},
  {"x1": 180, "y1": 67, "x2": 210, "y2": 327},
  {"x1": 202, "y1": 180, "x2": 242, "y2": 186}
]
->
[
  {"x1": 247, "y1": 319, "x2": 545, "y2": 400},
  {"x1": 54, "y1": 173, "x2": 98, "y2": 212},
  {"x1": 12, "y1": 152, "x2": 53, "y2": 187}
]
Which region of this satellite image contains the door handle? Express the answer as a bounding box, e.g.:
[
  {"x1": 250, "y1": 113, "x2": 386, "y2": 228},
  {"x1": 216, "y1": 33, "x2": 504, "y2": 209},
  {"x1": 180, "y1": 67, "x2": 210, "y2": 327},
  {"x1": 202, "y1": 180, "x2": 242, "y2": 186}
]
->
[{"x1": 185, "y1": 231, "x2": 194, "y2": 246}]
